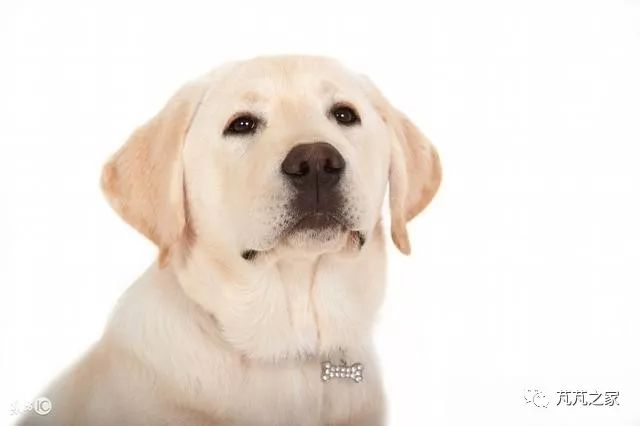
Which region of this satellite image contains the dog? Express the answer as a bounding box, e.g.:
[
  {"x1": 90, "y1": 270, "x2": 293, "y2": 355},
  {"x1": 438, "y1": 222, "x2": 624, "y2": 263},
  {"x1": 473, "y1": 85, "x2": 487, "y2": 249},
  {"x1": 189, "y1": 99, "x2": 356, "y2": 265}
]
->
[{"x1": 21, "y1": 55, "x2": 441, "y2": 425}]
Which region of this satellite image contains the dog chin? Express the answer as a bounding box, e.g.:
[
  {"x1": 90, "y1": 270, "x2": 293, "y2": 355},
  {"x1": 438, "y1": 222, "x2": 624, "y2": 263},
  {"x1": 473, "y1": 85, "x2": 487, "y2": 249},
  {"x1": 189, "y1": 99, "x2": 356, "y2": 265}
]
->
[{"x1": 283, "y1": 225, "x2": 348, "y2": 254}]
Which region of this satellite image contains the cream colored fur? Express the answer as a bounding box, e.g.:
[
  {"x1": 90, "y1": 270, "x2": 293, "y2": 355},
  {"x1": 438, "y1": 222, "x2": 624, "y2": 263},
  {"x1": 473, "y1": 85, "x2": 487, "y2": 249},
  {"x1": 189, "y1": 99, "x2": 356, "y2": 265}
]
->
[{"x1": 20, "y1": 56, "x2": 440, "y2": 426}]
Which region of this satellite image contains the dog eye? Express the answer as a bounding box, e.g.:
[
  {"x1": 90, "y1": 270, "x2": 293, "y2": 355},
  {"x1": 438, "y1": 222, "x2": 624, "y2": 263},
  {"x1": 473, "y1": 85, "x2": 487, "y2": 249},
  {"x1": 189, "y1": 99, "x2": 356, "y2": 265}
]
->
[
  {"x1": 224, "y1": 114, "x2": 260, "y2": 135},
  {"x1": 331, "y1": 105, "x2": 360, "y2": 126}
]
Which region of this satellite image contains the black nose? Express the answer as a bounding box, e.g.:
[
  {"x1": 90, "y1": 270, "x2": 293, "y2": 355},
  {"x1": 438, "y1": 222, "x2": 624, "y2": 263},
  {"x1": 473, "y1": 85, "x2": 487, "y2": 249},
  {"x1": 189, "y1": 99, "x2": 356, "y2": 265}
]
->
[{"x1": 281, "y1": 142, "x2": 346, "y2": 189}]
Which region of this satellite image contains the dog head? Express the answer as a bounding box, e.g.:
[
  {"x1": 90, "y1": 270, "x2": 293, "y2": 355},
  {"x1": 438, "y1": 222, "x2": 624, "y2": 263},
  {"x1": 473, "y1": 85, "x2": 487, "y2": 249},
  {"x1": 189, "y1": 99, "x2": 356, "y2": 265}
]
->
[{"x1": 101, "y1": 56, "x2": 441, "y2": 266}]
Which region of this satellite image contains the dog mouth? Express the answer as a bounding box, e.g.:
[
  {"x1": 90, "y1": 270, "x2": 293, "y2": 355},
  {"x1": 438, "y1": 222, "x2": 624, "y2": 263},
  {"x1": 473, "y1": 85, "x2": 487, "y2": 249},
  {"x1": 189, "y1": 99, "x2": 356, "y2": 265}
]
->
[
  {"x1": 291, "y1": 212, "x2": 344, "y2": 232},
  {"x1": 241, "y1": 212, "x2": 365, "y2": 261}
]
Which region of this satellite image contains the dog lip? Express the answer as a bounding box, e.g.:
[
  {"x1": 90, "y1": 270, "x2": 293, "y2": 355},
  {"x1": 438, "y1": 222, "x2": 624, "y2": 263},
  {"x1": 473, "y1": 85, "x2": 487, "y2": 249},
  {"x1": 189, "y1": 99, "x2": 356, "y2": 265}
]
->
[{"x1": 292, "y1": 212, "x2": 344, "y2": 231}]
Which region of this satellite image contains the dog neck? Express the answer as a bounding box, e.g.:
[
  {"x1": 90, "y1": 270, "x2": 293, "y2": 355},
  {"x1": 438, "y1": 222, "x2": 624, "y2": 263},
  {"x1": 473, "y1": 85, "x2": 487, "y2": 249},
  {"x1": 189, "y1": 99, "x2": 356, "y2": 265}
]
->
[{"x1": 171, "y1": 222, "x2": 387, "y2": 363}]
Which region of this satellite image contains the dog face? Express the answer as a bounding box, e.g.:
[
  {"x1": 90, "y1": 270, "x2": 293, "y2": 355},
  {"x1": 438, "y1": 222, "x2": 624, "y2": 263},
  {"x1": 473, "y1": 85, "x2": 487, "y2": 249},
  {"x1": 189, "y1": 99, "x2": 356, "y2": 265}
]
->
[
  {"x1": 102, "y1": 56, "x2": 441, "y2": 264},
  {"x1": 184, "y1": 58, "x2": 392, "y2": 257}
]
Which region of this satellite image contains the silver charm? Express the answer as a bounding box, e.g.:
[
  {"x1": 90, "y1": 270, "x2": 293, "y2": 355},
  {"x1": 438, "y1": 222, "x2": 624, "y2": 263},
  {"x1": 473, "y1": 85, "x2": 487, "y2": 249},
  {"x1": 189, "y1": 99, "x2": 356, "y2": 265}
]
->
[{"x1": 321, "y1": 360, "x2": 363, "y2": 383}]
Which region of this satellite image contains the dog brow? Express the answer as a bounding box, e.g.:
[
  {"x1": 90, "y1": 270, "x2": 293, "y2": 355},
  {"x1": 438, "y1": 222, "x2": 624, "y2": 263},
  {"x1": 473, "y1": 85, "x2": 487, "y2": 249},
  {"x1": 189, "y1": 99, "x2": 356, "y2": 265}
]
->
[
  {"x1": 241, "y1": 91, "x2": 266, "y2": 103},
  {"x1": 319, "y1": 80, "x2": 338, "y2": 96}
]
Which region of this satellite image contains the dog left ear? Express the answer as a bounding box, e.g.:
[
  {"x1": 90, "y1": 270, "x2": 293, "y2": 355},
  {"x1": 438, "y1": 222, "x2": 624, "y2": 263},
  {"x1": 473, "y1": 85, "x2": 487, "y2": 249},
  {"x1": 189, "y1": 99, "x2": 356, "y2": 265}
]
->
[
  {"x1": 387, "y1": 111, "x2": 441, "y2": 254},
  {"x1": 101, "y1": 80, "x2": 207, "y2": 266}
]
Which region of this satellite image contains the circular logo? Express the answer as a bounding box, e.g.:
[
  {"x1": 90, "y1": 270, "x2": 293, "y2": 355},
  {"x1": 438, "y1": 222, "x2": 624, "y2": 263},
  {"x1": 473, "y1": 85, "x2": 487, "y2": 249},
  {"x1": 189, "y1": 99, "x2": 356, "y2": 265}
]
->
[
  {"x1": 33, "y1": 397, "x2": 52, "y2": 415},
  {"x1": 533, "y1": 392, "x2": 549, "y2": 408}
]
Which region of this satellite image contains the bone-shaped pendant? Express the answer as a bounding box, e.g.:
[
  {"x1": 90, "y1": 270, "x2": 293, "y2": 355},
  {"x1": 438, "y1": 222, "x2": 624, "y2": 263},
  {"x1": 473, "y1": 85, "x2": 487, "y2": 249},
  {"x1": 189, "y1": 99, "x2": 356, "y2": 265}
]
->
[{"x1": 321, "y1": 361, "x2": 363, "y2": 383}]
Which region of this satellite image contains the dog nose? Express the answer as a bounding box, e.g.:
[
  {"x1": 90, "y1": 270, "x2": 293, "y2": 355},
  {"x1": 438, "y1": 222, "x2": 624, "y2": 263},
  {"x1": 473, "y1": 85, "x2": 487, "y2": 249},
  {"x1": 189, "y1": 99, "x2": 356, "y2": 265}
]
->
[{"x1": 281, "y1": 142, "x2": 345, "y2": 189}]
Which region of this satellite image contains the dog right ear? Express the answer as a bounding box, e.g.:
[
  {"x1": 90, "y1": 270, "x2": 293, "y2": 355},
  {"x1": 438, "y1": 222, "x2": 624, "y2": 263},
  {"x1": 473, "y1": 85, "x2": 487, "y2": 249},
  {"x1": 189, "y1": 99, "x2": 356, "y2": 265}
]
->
[
  {"x1": 359, "y1": 75, "x2": 442, "y2": 255},
  {"x1": 101, "y1": 80, "x2": 208, "y2": 266},
  {"x1": 387, "y1": 109, "x2": 441, "y2": 255}
]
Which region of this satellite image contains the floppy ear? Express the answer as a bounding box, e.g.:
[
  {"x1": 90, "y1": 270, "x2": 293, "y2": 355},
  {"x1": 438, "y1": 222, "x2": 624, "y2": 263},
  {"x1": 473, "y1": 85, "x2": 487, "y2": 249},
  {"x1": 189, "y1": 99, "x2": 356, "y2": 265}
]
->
[
  {"x1": 101, "y1": 81, "x2": 207, "y2": 266},
  {"x1": 387, "y1": 109, "x2": 442, "y2": 255}
]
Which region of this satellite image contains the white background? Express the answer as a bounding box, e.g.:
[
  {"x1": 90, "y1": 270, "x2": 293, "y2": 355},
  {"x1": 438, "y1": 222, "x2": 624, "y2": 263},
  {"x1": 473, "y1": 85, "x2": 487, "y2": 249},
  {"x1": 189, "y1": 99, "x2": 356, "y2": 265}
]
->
[{"x1": 1, "y1": 1, "x2": 640, "y2": 425}]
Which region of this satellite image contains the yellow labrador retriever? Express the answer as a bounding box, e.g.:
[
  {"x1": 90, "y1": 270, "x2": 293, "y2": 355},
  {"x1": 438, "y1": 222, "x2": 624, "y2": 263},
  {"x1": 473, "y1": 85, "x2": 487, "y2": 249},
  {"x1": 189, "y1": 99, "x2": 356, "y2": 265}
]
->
[{"x1": 21, "y1": 55, "x2": 441, "y2": 426}]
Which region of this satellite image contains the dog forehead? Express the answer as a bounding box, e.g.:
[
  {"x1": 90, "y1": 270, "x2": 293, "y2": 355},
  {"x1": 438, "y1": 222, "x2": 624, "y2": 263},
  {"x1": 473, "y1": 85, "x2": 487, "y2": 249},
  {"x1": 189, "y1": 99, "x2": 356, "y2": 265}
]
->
[{"x1": 209, "y1": 56, "x2": 361, "y2": 100}]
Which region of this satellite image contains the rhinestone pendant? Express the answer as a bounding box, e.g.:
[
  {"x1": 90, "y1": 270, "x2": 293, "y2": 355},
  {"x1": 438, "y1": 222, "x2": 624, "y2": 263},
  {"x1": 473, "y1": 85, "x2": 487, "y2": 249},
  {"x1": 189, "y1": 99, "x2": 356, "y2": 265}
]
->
[{"x1": 321, "y1": 360, "x2": 363, "y2": 383}]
